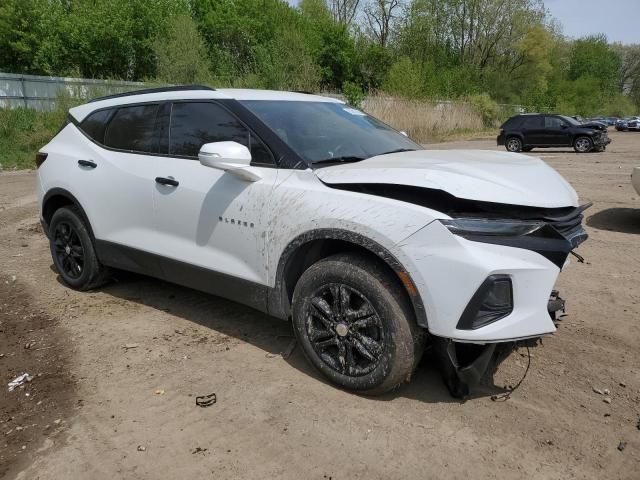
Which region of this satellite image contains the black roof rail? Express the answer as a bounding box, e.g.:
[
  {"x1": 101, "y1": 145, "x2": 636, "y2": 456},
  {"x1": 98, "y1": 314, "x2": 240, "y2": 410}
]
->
[{"x1": 88, "y1": 85, "x2": 215, "y2": 103}]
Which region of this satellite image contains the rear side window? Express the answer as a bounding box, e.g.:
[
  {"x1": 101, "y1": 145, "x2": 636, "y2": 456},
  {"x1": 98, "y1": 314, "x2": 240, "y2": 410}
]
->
[
  {"x1": 79, "y1": 109, "x2": 113, "y2": 144},
  {"x1": 169, "y1": 102, "x2": 273, "y2": 164},
  {"x1": 501, "y1": 116, "x2": 523, "y2": 129},
  {"x1": 521, "y1": 116, "x2": 542, "y2": 128},
  {"x1": 104, "y1": 104, "x2": 160, "y2": 153}
]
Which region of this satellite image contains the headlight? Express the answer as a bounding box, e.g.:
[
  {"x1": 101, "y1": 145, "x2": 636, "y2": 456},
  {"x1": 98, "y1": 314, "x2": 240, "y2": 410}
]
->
[{"x1": 439, "y1": 218, "x2": 545, "y2": 237}]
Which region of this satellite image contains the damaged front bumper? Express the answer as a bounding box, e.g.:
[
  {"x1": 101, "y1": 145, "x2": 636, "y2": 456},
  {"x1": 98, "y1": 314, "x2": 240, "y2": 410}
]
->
[
  {"x1": 398, "y1": 225, "x2": 584, "y2": 342},
  {"x1": 594, "y1": 132, "x2": 612, "y2": 147},
  {"x1": 434, "y1": 290, "x2": 566, "y2": 397}
]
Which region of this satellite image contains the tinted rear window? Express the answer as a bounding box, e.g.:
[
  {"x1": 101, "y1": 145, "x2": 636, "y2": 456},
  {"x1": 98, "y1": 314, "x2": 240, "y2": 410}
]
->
[
  {"x1": 501, "y1": 116, "x2": 522, "y2": 129},
  {"x1": 104, "y1": 104, "x2": 160, "y2": 153},
  {"x1": 80, "y1": 109, "x2": 113, "y2": 143},
  {"x1": 521, "y1": 116, "x2": 542, "y2": 128}
]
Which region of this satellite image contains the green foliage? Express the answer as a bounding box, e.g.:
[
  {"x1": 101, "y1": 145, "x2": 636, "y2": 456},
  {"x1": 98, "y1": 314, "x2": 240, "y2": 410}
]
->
[
  {"x1": 342, "y1": 81, "x2": 365, "y2": 108},
  {"x1": 0, "y1": 108, "x2": 64, "y2": 170},
  {"x1": 467, "y1": 93, "x2": 500, "y2": 127},
  {"x1": 569, "y1": 35, "x2": 621, "y2": 94},
  {"x1": 0, "y1": 0, "x2": 46, "y2": 74},
  {"x1": 154, "y1": 15, "x2": 211, "y2": 84},
  {"x1": 0, "y1": 0, "x2": 189, "y2": 79},
  {"x1": 384, "y1": 57, "x2": 424, "y2": 98}
]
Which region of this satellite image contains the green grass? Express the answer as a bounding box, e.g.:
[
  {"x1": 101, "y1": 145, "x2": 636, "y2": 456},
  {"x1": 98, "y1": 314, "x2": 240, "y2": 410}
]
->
[{"x1": 0, "y1": 107, "x2": 69, "y2": 170}]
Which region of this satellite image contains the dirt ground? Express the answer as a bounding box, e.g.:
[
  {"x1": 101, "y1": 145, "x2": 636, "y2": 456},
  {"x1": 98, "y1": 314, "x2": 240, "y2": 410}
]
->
[{"x1": 1, "y1": 131, "x2": 639, "y2": 479}]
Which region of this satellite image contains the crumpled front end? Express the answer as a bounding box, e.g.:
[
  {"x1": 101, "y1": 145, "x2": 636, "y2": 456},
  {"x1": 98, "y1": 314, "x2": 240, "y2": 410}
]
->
[
  {"x1": 593, "y1": 130, "x2": 612, "y2": 148},
  {"x1": 397, "y1": 202, "x2": 588, "y2": 342},
  {"x1": 395, "y1": 200, "x2": 588, "y2": 396}
]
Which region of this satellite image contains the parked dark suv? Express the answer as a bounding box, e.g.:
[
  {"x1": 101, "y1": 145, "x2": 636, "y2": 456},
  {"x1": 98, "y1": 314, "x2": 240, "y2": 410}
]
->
[{"x1": 498, "y1": 114, "x2": 611, "y2": 153}]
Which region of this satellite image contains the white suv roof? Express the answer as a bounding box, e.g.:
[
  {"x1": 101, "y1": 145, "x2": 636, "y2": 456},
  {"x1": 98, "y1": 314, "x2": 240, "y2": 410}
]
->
[{"x1": 70, "y1": 87, "x2": 344, "y2": 122}]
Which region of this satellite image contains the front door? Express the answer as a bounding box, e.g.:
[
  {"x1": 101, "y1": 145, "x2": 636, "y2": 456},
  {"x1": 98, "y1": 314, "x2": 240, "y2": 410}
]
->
[
  {"x1": 543, "y1": 116, "x2": 571, "y2": 146},
  {"x1": 151, "y1": 101, "x2": 278, "y2": 307}
]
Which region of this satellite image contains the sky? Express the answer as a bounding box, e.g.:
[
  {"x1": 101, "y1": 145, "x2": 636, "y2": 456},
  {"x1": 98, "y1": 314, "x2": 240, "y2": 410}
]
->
[
  {"x1": 289, "y1": 0, "x2": 639, "y2": 45},
  {"x1": 542, "y1": 0, "x2": 639, "y2": 44}
]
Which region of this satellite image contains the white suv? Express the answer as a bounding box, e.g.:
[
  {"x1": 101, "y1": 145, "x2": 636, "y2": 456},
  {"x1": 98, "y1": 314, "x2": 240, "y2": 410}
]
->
[{"x1": 36, "y1": 86, "x2": 588, "y2": 397}]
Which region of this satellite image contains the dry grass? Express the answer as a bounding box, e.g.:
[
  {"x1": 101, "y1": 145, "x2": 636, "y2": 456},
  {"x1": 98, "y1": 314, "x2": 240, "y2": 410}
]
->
[{"x1": 362, "y1": 95, "x2": 486, "y2": 143}]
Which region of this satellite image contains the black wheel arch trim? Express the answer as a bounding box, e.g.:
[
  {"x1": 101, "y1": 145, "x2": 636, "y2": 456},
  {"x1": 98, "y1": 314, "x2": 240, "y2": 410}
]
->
[
  {"x1": 42, "y1": 188, "x2": 96, "y2": 241},
  {"x1": 269, "y1": 228, "x2": 429, "y2": 329}
]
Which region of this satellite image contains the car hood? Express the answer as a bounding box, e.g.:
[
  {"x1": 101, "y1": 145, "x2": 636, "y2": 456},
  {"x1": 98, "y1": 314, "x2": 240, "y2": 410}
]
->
[
  {"x1": 314, "y1": 150, "x2": 579, "y2": 208},
  {"x1": 580, "y1": 121, "x2": 607, "y2": 130}
]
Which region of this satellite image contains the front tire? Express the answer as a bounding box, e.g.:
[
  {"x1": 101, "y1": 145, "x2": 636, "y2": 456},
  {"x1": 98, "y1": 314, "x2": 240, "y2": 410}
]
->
[
  {"x1": 49, "y1": 206, "x2": 109, "y2": 290},
  {"x1": 505, "y1": 137, "x2": 522, "y2": 152},
  {"x1": 574, "y1": 136, "x2": 593, "y2": 153},
  {"x1": 292, "y1": 254, "x2": 424, "y2": 395}
]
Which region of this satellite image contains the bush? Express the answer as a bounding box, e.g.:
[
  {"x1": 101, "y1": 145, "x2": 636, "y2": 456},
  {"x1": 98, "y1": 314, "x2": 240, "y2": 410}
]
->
[
  {"x1": 467, "y1": 93, "x2": 500, "y2": 127},
  {"x1": 342, "y1": 80, "x2": 365, "y2": 108},
  {"x1": 0, "y1": 92, "x2": 74, "y2": 170},
  {"x1": 605, "y1": 94, "x2": 635, "y2": 117},
  {"x1": 383, "y1": 57, "x2": 423, "y2": 98},
  {"x1": 153, "y1": 15, "x2": 211, "y2": 84}
]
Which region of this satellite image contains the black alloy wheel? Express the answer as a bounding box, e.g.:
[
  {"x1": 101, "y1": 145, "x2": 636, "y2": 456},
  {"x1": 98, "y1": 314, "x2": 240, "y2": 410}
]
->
[
  {"x1": 292, "y1": 253, "x2": 424, "y2": 395},
  {"x1": 52, "y1": 221, "x2": 85, "y2": 280},
  {"x1": 304, "y1": 283, "x2": 385, "y2": 376},
  {"x1": 48, "y1": 206, "x2": 109, "y2": 290}
]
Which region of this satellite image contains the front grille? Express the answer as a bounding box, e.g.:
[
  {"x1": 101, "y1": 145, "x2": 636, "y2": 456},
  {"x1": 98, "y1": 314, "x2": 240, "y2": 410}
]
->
[{"x1": 539, "y1": 204, "x2": 589, "y2": 236}]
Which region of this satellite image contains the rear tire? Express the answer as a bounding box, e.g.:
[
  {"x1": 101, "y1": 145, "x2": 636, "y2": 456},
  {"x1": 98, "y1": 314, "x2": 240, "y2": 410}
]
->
[
  {"x1": 292, "y1": 253, "x2": 424, "y2": 395},
  {"x1": 49, "y1": 206, "x2": 110, "y2": 290},
  {"x1": 573, "y1": 136, "x2": 593, "y2": 153},
  {"x1": 505, "y1": 137, "x2": 522, "y2": 152}
]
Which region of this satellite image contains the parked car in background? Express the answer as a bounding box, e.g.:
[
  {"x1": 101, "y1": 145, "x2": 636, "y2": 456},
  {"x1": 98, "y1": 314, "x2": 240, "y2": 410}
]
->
[
  {"x1": 628, "y1": 117, "x2": 640, "y2": 131},
  {"x1": 616, "y1": 117, "x2": 640, "y2": 131},
  {"x1": 498, "y1": 113, "x2": 611, "y2": 153},
  {"x1": 36, "y1": 86, "x2": 589, "y2": 398},
  {"x1": 606, "y1": 117, "x2": 619, "y2": 126}
]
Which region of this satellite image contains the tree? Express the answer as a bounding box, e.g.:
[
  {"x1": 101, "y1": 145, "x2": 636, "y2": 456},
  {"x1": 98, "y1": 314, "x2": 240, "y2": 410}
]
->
[
  {"x1": 154, "y1": 15, "x2": 211, "y2": 84},
  {"x1": 0, "y1": 0, "x2": 55, "y2": 74},
  {"x1": 328, "y1": 0, "x2": 361, "y2": 26},
  {"x1": 568, "y1": 35, "x2": 621, "y2": 94},
  {"x1": 364, "y1": 0, "x2": 401, "y2": 47},
  {"x1": 613, "y1": 43, "x2": 640, "y2": 95}
]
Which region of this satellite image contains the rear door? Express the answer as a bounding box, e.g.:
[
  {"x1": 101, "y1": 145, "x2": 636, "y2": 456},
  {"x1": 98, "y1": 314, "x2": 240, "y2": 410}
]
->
[
  {"x1": 72, "y1": 103, "x2": 161, "y2": 270},
  {"x1": 520, "y1": 115, "x2": 544, "y2": 145},
  {"x1": 151, "y1": 101, "x2": 278, "y2": 293}
]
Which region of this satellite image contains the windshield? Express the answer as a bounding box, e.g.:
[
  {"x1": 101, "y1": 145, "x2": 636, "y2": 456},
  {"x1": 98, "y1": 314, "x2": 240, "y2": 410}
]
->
[{"x1": 240, "y1": 100, "x2": 421, "y2": 165}]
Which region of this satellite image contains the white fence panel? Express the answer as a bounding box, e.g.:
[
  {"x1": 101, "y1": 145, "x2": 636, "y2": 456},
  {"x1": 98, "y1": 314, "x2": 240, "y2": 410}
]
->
[{"x1": 0, "y1": 72, "x2": 144, "y2": 111}]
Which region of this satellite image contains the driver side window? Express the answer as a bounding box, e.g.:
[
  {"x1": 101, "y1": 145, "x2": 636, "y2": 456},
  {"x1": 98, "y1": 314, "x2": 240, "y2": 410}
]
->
[
  {"x1": 545, "y1": 117, "x2": 565, "y2": 128},
  {"x1": 169, "y1": 102, "x2": 274, "y2": 165}
]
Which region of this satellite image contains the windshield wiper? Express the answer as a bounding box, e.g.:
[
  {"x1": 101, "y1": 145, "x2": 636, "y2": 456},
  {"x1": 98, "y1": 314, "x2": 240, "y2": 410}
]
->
[
  {"x1": 311, "y1": 155, "x2": 366, "y2": 165},
  {"x1": 377, "y1": 148, "x2": 416, "y2": 155}
]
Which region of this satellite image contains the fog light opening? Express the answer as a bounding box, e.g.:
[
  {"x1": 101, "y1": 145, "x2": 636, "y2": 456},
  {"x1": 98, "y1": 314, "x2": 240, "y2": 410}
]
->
[{"x1": 457, "y1": 275, "x2": 513, "y2": 330}]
